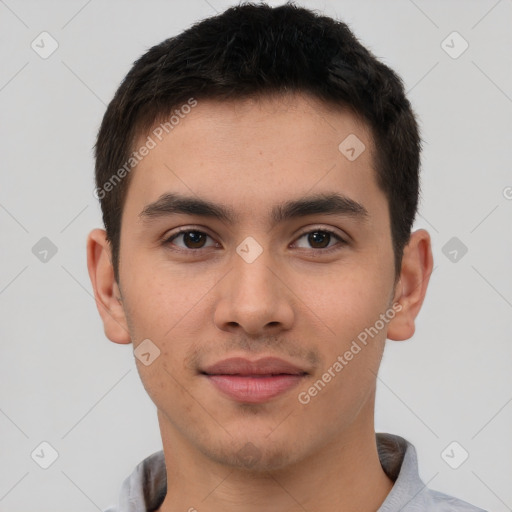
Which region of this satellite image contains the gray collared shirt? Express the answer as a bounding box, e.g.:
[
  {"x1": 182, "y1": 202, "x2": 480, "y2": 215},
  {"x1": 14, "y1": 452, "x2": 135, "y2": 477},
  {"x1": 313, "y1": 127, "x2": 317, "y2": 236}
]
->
[{"x1": 103, "y1": 433, "x2": 487, "y2": 511}]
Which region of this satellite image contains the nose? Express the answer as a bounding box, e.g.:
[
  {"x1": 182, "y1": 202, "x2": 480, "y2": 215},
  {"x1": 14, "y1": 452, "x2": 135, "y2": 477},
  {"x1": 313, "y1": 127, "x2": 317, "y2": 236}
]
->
[{"x1": 213, "y1": 245, "x2": 295, "y2": 336}]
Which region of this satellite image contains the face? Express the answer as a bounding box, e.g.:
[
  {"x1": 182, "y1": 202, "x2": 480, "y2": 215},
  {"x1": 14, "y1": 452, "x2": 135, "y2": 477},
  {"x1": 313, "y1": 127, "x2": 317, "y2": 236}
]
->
[{"x1": 109, "y1": 94, "x2": 403, "y2": 471}]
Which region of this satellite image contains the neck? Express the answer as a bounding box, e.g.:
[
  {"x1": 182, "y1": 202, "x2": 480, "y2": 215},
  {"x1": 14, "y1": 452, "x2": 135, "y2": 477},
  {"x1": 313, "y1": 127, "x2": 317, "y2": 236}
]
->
[{"x1": 155, "y1": 395, "x2": 394, "y2": 512}]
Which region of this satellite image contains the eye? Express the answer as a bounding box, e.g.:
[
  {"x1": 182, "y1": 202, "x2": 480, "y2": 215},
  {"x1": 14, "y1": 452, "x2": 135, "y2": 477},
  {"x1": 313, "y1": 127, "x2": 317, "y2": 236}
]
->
[
  {"x1": 292, "y1": 228, "x2": 347, "y2": 251},
  {"x1": 163, "y1": 227, "x2": 347, "y2": 253},
  {"x1": 164, "y1": 229, "x2": 218, "y2": 250}
]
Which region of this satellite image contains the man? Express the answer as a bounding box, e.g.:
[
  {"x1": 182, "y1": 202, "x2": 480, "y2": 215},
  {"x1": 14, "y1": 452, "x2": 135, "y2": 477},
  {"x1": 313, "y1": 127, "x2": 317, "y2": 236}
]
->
[{"x1": 87, "y1": 2, "x2": 485, "y2": 511}]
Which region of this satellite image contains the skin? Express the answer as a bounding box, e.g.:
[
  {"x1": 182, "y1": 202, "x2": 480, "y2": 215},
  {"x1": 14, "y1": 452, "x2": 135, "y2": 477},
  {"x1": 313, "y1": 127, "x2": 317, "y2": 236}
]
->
[{"x1": 87, "y1": 93, "x2": 433, "y2": 512}]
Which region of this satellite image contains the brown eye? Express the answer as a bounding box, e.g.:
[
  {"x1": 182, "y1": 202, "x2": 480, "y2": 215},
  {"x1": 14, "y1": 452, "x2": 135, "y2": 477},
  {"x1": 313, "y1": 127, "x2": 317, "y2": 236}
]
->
[
  {"x1": 307, "y1": 231, "x2": 331, "y2": 249},
  {"x1": 294, "y1": 229, "x2": 346, "y2": 251},
  {"x1": 182, "y1": 231, "x2": 207, "y2": 248},
  {"x1": 165, "y1": 230, "x2": 216, "y2": 250}
]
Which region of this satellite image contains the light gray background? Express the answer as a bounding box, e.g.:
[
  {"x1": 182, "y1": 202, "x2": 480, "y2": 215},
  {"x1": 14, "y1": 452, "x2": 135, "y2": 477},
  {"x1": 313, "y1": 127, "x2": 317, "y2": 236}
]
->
[{"x1": 1, "y1": 0, "x2": 511, "y2": 511}]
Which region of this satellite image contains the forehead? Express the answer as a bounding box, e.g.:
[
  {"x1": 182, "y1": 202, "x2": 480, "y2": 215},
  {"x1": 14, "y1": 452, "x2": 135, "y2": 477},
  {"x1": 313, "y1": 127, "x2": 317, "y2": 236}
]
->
[{"x1": 123, "y1": 93, "x2": 384, "y2": 227}]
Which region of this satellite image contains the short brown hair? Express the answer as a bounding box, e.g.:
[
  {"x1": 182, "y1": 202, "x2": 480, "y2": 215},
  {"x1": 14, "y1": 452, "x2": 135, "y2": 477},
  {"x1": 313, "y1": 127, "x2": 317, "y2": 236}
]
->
[{"x1": 94, "y1": 2, "x2": 421, "y2": 284}]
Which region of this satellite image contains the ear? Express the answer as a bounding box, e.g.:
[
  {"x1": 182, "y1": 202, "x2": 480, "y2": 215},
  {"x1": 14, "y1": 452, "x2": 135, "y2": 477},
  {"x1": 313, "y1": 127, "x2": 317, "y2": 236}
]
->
[
  {"x1": 86, "y1": 228, "x2": 131, "y2": 344},
  {"x1": 387, "y1": 229, "x2": 434, "y2": 341}
]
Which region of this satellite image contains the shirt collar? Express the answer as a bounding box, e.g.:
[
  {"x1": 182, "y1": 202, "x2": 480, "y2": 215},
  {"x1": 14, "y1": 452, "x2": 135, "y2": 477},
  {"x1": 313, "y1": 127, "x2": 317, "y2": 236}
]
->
[
  {"x1": 376, "y1": 433, "x2": 427, "y2": 511},
  {"x1": 116, "y1": 433, "x2": 427, "y2": 511}
]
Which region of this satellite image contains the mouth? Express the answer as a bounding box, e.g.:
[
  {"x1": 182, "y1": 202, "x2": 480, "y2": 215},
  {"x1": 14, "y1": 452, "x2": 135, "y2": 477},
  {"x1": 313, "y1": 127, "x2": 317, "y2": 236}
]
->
[{"x1": 200, "y1": 357, "x2": 308, "y2": 404}]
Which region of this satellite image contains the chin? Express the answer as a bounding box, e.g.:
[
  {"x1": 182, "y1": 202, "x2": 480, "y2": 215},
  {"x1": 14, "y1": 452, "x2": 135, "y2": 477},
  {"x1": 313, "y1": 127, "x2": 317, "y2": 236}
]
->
[{"x1": 200, "y1": 435, "x2": 303, "y2": 474}]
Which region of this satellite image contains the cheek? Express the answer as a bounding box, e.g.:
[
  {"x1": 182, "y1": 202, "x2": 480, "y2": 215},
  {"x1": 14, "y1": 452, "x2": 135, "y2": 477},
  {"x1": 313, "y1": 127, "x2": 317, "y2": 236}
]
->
[
  {"x1": 121, "y1": 265, "x2": 214, "y2": 391},
  {"x1": 121, "y1": 258, "x2": 211, "y2": 338},
  {"x1": 287, "y1": 263, "x2": 392, "y2": 404},
  {"x1": 288, "y1": 264, "x2": 391, "y2": 339}
]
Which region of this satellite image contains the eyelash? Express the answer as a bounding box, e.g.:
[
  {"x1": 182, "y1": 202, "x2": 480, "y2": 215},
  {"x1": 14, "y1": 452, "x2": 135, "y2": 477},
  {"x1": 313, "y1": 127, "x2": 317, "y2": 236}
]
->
[{"x1": 162, "y1": 227, "x2": 348, "y2": 254}]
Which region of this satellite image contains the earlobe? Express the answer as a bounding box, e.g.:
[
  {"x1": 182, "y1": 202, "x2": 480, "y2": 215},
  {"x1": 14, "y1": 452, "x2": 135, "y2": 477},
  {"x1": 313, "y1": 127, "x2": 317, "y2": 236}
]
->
[
  {"x1": 387, "y1": 229, "x2": 434, "y2": 342},
  {"x1": 86, "y1": 228, "x2": 131, "y2": 344}
]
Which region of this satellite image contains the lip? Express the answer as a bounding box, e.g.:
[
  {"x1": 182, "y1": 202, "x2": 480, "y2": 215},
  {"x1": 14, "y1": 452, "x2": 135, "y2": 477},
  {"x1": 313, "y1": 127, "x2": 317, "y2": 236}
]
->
[
  {"x1": 202, "y1": 356, "x2": 307, "y2": 376},
  {"x1": 201, "y1": 357, "x2": 308, "y2": 404}
]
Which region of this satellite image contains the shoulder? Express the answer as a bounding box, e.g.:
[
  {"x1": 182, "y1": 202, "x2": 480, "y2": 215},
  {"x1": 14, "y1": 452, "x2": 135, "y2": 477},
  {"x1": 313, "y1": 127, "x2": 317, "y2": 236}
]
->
[
  {"x1": 376, "y1": 433, "x2": 487, "y2": 512},
  {"x1": 102, "y1": 450, "x2": 167, "y2": 512},
  {"x1": 415, "y1": 487, "x2": 488, "y2": 511}
]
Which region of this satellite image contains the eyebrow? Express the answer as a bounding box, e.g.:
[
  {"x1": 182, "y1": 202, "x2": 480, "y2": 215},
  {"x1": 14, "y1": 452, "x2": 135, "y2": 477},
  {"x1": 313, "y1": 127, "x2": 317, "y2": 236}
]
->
[{"x1": 139, "y1": 191, "x2": 369, "y2": 227}]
